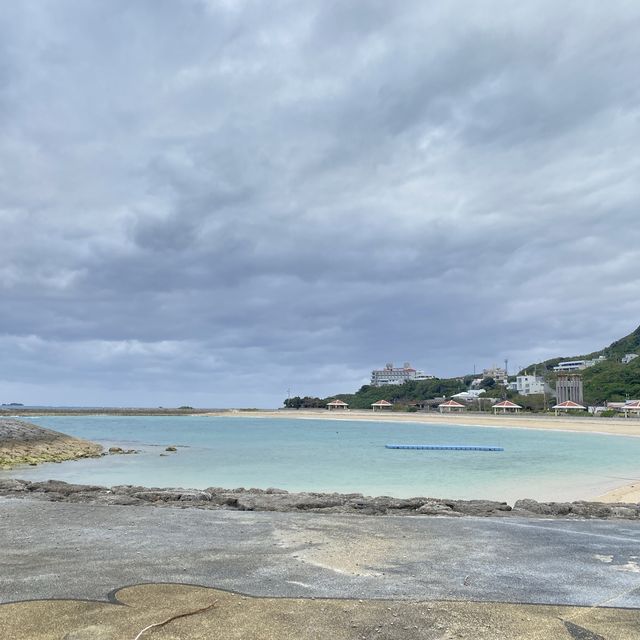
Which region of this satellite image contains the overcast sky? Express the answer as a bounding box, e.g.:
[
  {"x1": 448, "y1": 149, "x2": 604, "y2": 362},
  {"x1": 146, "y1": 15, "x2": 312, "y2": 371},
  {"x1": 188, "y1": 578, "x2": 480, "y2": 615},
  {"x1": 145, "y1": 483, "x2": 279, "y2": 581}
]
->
[{"x1": 1, "y1": 1, "x2": 639, "y2": 407}]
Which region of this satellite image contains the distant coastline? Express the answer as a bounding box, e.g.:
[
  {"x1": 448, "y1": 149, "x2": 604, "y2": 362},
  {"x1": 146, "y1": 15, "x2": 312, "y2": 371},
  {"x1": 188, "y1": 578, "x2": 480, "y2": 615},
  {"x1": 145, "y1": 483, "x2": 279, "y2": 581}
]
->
[
  {"x1": 0, "y1": 407, "x2": 233, "y2": 417},
  {"x1": 5, "y1": 405, "x2": 640, "y2": 439}
]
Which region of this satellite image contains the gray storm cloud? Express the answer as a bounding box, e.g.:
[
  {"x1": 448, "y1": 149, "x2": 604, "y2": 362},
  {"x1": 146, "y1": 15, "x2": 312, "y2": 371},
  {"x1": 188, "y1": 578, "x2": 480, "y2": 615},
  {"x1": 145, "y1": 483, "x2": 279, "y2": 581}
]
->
[{"x1": 1, "y1": 0, "x2": 639, "y2": 406}]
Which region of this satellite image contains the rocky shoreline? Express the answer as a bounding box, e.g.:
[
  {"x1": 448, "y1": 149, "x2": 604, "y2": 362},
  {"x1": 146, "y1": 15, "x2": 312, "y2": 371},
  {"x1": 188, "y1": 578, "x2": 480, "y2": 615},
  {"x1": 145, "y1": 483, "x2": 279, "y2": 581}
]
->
[
  {"x1": 0, "y1": 418, "x2": 102, "y2": 468},
  {"x1": 1, "y1": 478, "x2": 638, "y2": 520}
]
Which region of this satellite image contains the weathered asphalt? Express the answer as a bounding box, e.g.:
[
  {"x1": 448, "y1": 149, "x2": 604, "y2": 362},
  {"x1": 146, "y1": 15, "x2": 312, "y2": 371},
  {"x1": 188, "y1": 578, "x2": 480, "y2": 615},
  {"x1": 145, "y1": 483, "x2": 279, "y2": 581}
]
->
[{"x1": 1, "y1": 497, "x2": 639, "y2": 609}]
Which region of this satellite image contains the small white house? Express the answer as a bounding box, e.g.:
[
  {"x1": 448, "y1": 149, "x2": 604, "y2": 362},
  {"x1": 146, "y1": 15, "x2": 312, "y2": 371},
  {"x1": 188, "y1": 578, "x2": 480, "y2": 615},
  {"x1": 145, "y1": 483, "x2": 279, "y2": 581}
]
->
[{"x1": 451, "y1": 390, "x2": 486, "y2": 402}]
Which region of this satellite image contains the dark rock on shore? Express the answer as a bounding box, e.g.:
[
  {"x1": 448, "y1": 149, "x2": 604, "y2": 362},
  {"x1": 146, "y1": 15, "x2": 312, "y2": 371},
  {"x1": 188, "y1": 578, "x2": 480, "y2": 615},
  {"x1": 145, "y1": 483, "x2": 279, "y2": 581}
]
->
[
  {"x1": 0, "y1": 418, "x2": 102, "y2": 468},
  {"x1": 513, "y1": 499, "x2": 572, "y2": 516},
  {"x1": 0, "y1": 479, "x2": 638, "y2": 520},
  {"x1": 108, "y1": 447, "x2": 138, "y2": 455}
]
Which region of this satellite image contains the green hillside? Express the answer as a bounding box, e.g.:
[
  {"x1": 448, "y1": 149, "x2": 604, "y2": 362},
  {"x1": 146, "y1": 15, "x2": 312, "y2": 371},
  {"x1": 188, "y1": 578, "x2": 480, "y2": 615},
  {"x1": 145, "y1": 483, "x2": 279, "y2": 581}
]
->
[
  {"x1": 284, "y1": 377, "x2": 467, "y2": 411},
  {"x1": 521, "y1": 325, "x2": 640, "y2": 374},
  {"x1": 332, "y1": 378, "x2": 468, "y2": 410},
  {"x1": 581, "y1": 357, "x2": 640, "y2": 404},
  {"x1": 521, "y1": 324, "x2": 640, "y2": 404}
]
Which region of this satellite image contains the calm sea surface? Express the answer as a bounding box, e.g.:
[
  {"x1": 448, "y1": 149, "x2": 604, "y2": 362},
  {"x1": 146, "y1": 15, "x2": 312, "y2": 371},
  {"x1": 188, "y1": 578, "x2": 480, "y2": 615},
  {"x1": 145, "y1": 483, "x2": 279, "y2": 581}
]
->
[{"x1": 4, "y1": 415, "x2": 640, "y2": 502}]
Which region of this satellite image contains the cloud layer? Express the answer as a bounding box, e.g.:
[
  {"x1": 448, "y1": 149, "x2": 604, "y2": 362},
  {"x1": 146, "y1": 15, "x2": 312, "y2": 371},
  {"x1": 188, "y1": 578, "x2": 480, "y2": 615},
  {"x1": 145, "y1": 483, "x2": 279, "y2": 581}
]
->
[{"x1": 1, "y1": 1, "x2": 640, "y2": 406}]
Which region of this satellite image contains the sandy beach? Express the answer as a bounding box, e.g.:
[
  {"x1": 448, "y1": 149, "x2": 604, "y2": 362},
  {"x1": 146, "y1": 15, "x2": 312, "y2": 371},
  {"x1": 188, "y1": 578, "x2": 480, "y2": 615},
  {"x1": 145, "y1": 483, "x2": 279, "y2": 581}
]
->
[
  {"x1": 221, "y1": 408, "x2": 640, "y2": 437},
  {"x1": 215, "y1": 409, "x2": 640, "y2": 503},
  {"x1": 595, "y1": 483, "x2": 640, "y2": 503}
]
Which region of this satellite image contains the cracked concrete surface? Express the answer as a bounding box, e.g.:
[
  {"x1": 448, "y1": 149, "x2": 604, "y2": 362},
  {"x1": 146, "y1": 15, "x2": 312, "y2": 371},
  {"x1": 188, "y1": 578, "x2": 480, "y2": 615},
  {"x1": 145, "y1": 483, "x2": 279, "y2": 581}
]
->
[
  {"x1": 2, "y1": 584, "x2": 639, "y2": 640},
  {"x1": 1, "y1": 497, "x2": 639, "y2": 638}
]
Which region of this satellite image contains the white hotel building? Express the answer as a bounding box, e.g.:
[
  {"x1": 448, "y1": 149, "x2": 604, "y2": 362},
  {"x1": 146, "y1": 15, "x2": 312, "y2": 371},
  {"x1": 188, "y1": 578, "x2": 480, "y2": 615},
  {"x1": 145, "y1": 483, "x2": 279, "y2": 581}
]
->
[
  {"x1": 371, "y1": 362, "x2": 434, "y2": 386},
  {"x1": 553, "y1": 356, "x2": 606, "y2": 371}
]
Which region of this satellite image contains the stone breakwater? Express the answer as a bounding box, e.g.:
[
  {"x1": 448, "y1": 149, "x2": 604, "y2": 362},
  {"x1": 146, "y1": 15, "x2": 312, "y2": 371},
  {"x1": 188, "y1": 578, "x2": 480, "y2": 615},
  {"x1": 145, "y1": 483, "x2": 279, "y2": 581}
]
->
[
  {"x1": 0, "y1": 418, "x2": 102, "y2": 468},
  {"x1": 1, "y1": 478, "x2": 639, "y2": 519}
]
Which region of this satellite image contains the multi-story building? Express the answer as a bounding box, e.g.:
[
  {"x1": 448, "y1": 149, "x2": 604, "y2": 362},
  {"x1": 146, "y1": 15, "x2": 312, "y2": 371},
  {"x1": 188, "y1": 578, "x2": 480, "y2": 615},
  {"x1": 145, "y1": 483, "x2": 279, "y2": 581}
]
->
[
  {"x1": 370, "y1": 362, "x2": 434, "y2": 386},
  {"x1": 516, "y1": 375, "x2": 547, "y2": 396},
  {"x1": 553, "y1": 360, "x2": 586, "y2": 372},
  {"x1": 482, "y1": 367, "x2": 508, "y2": 385},
  {"x1": 553, "y1": 356, "x2": 606, "y2": 372},
  {"x1": 555, "y1": 373, "x2": 584, "y2": 405}
]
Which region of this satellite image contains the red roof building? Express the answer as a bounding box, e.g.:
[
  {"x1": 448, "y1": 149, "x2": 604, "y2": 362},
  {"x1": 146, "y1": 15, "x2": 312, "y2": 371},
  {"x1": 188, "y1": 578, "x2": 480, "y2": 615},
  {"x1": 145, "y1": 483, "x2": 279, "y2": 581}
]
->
[
  {"x1": 327, "y1": 399, "x2": 348, "y2": 410},
  {"x1": 552, "y1": 400, "x2": 586, "y2": 415},
  {"x1": 492, "y1": 400, "x2": 523, "y2": 414},
  {"x1": 438, "y1": 399, "x2": 465, "y2": 413},
  {"x1": 371, "y1": 400, "x2": 392, "y2": 411}
]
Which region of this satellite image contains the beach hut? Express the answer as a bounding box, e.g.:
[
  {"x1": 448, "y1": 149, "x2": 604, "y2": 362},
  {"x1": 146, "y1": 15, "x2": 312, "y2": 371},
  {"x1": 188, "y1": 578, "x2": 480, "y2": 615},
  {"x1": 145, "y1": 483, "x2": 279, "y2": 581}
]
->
[
  {"x1": 371, "y1": 400, "x2": 392, "y2": 411},
  {"x1": 492, "y1": 400, "x2": 523, "y2": 414},
  {"x1": 622, "y1": 400, "x2": 640, "y2": 418},
  {"x1": 327, "y1": 399, "x2": 348, "y2": 411},
  {"x1": 413, "y1": 397, "x2": 445, "y2": 411},
  {"x1": 438, "y1": 399, "x2": 465, "y2": 413},
  {"x1": 552, "y1": 400, "x2": 586, "y2": 416}
]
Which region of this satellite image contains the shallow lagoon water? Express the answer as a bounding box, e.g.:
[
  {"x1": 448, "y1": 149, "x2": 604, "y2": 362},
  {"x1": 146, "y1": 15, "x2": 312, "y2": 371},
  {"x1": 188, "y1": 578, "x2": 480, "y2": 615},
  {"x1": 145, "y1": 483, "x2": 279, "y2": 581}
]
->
[{"x1": 4, "y1": 415, "x2": 640, "y2": 502}]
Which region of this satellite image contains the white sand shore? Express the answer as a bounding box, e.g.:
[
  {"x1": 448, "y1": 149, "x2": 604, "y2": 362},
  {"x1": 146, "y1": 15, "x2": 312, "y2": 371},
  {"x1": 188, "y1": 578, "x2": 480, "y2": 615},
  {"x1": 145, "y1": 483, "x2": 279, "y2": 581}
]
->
[
  {"x1": 207, "y1": 409, "x2": 640, "y2": 503},
  {"x1": 596, "y1": 483, "x2": 640, "y2": 503},
  {"x1": 218, "y1": 408, "x2": 640, "y2": 437}
]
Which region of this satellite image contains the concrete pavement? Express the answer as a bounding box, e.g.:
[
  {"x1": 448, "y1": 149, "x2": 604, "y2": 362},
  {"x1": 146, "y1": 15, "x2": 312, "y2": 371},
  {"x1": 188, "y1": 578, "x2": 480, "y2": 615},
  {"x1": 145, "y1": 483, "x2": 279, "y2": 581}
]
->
[{"x1": 1, "y1": 497, "x2": 639, "y2": 638}]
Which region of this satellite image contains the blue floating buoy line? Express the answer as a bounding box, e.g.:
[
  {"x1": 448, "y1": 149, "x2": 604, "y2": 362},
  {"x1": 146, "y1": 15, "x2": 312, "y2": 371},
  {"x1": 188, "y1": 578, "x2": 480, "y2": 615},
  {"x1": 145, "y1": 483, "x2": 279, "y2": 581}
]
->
[{"x1": 385, "y1": 444, "x2": 504, "y2": 451}]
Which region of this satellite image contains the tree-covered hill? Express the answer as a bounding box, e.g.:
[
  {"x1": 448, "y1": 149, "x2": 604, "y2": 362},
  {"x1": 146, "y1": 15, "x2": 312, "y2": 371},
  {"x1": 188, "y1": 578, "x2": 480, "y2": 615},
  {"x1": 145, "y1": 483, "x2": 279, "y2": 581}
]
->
[
  {"x1": 520, "y1": 324, "x2": 640, "y2": 403},
  {"x1": 333, "y1": 378, "x2": 468, "y2": 409},
  {"x1": 284, "y1": 377, "x2": 467, "y2": 410},
  {"x1": 521, "y1": 325, "x2": 640, "y2": 374},
  {"x1": 581, "y1": 357, "x2": 640, "y2": 404}
]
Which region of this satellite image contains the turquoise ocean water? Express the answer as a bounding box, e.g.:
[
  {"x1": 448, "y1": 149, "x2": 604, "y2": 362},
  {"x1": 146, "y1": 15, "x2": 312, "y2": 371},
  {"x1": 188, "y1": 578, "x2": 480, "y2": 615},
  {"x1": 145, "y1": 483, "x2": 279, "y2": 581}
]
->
[{"x1": 3, "y1": 415, "x2": 640, "y2": 502}]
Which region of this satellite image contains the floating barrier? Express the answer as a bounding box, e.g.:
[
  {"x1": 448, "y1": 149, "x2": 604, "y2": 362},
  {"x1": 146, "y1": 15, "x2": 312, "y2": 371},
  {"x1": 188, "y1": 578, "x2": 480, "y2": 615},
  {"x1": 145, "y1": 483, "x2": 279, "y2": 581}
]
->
[{"x1": 385, "y1": 444, "x2": 504, "y2": 451}]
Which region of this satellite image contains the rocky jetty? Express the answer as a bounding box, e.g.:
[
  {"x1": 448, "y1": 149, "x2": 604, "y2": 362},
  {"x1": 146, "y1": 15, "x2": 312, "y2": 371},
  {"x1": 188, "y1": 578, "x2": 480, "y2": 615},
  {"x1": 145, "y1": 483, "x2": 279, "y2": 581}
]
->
[
  {"x1": 0, "y1": 418, "x2": 102, "y2": 468},
  {"x1": 0, "y1": 478, "x2": 638, "y2": 520}
]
